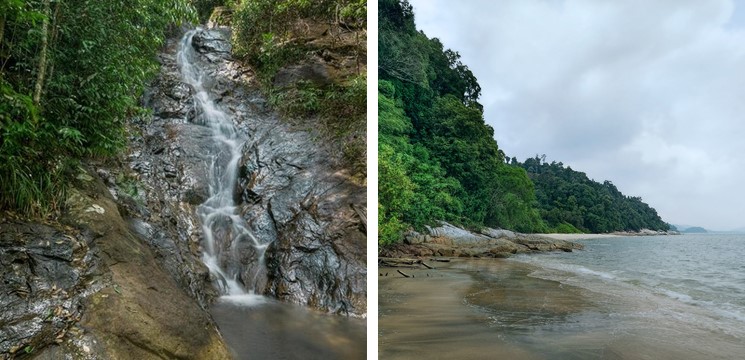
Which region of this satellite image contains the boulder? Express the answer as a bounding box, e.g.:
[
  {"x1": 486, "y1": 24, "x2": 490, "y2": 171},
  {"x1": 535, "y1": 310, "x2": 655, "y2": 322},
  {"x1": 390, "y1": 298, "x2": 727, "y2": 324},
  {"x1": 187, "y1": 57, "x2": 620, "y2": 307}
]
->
[
  {"x1": 479, "y1": 227, "x2": 517, "y2": 239},
  {"x1": 404, "y1": 231, "x2": 426, "y2": 245},
  {"x1": 426, "y1": 221, "x2": 493, "y2": 244}
]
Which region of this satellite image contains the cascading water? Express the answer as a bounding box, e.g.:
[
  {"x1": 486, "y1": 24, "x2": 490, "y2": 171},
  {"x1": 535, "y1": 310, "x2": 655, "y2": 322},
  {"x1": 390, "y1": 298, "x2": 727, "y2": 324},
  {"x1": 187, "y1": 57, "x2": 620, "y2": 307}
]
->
[{"x1": 176, "y1": 29, "x2": 269, "y2": 300}]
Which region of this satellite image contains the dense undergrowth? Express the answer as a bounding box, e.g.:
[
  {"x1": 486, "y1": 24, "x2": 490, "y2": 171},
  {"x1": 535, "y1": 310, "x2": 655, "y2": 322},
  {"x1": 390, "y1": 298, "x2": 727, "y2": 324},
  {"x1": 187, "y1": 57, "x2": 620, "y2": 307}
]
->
[{"x1": 0, "y1": 0, "x2": 196, "y2": 216}]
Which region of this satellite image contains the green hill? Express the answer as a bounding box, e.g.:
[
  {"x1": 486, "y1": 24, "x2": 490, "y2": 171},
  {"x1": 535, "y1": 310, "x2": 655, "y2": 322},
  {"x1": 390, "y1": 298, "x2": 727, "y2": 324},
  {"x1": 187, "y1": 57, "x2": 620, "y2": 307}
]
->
[
  {"x1": 518, "y1": 156, "x2": 669, "y2": 233},
  {"x1": 378, "y1": 0, "x2": 669, "y2": 244}
]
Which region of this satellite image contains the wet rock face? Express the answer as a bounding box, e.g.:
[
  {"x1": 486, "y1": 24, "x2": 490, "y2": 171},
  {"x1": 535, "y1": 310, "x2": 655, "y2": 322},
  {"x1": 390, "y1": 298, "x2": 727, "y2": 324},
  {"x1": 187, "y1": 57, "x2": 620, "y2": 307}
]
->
[
  {"x1": 119, "y1": 29, "x2": 237, "y2": 308},
  {"x1": 126, "y1": 28, "x2": 366, "y2": 316},
  {"x1": 239, "y1": 116, "x2": 367, "y2": 315},
  {"x1": 0, "y1": 219, "x2": 99, "y2": 356}
]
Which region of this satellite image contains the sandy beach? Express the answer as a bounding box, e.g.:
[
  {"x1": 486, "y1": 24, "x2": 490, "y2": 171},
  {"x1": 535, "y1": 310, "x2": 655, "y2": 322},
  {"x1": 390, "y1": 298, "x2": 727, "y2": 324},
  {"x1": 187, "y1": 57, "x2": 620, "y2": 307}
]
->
[{"x1": 379, "y1": 257, "x2": 745, "y2": 359}]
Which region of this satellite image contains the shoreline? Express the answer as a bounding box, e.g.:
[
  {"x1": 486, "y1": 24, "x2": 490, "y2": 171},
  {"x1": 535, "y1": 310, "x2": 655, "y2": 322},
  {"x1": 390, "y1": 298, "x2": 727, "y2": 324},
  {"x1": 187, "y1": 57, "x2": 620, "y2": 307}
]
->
[
  {"x1": 379, "y1": 260, "x2": 541, "y2": 359},
  {"x1": 382, "y1": 221, "x2": 679, "y2": 260},
  {"x1": 379, "y1": 257, "x2": 745, "y2": 359},
  {"x1": 537, "y1": 233, "x2": 621, "y2": 241}
]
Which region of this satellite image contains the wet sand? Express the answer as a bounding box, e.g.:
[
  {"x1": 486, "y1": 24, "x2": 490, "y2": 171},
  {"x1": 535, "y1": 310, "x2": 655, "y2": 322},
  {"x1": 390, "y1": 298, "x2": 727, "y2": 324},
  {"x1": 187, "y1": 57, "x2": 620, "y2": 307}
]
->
[
  {"x1": 379, "y1": 259, "x2": 745, "y2": 359},
  {"x1": 379, "y1": 261, "x2": 538, "y2": 359}
]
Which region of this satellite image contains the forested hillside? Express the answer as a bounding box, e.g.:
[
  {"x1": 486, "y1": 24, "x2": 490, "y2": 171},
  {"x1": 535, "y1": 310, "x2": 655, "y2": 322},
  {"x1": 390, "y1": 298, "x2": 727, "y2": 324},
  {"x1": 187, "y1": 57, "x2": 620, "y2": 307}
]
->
[
  {"x1": 378, "y1": 0, "x2": 669, "y2": 244},
  {"x1": 518, "y1": 156, "x2": 669, "y2": 233},
  {"x1": 378, "y1": 0, "x2": 546, "y2": 245}
]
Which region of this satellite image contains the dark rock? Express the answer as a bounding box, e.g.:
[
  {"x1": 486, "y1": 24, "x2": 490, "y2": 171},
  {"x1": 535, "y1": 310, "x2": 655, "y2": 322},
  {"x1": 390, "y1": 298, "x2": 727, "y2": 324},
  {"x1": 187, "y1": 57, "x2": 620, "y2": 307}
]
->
[
  {"x1": 192, "y1": 29, "x2": 231, "y2": 55},
  {"x1": 109, "y1": 28, "x2": 366, "y2": 317},
  {"x1": 0, "y1": 219, "x2": 98, "y2": 356},
  {"x1": 273, "y1": 57, "x2": 332, "y2": 88}
]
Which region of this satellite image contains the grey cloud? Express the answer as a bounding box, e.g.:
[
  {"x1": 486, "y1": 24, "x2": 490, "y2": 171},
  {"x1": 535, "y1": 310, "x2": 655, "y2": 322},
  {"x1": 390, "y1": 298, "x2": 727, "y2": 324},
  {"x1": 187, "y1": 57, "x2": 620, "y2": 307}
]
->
[{"x1": 408, "y1": 0, "x2": 745, "y2": 229}]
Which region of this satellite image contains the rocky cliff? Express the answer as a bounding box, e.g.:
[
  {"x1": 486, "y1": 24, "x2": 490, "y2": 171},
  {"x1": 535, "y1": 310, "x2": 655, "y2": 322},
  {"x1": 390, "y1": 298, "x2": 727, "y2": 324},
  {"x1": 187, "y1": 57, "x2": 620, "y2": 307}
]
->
[
  {"x1": 1, "y1": 168, "x2": 231, "y2": 359},
  {"x1": 127, "y1": 27, "x2": 366, "y2": 316}
]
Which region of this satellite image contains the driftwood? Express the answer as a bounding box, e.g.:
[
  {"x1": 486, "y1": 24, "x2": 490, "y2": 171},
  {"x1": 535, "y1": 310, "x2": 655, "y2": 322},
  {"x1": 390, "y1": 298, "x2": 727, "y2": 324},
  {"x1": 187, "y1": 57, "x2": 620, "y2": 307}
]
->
[
  {"x1": 379, "y1": 257, "x2": 436, "y2": 270},
  {"x1": 430, "y1": 258, "x2": 451, "y2": 263},
  {"x1": 397, "y1": 269, "x2": 411, "y2": 278}
]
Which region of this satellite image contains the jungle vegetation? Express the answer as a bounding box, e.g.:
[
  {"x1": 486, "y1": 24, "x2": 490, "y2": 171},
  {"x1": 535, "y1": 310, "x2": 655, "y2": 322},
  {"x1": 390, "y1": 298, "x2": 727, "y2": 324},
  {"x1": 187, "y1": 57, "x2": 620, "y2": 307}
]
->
[
  {"x1": 1, "y1": 0, "x2": 195, "y2": 215},
  {"x1": 378, "y1": 0, "x2": 669, "y2": 245}
]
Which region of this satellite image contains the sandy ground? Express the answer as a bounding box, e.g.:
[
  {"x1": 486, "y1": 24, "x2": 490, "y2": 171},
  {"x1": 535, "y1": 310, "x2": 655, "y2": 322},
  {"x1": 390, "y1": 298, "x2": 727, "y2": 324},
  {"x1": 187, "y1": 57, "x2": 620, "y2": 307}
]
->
[{"x1": 379, "y1": 258, "x2": 745, "y2": 360}]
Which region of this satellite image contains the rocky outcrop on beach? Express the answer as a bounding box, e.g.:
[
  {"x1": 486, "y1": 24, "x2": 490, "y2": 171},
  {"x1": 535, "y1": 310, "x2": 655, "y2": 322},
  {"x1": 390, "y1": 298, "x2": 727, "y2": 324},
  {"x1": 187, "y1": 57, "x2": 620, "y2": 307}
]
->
[
  {"x1": 613, "y1": 228, "x2": 680, "y2": 236},
  {"x1": 379, "y1": 221, "x2": 583, "y2": 259}
]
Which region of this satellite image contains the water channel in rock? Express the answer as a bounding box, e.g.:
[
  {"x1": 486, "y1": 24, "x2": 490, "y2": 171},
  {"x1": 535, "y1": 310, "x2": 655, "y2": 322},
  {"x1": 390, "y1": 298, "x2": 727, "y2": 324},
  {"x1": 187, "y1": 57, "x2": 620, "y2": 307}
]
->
[
  {"x1": 177, "y1": 29, "x2": 269, "y2": 298},
  {"x1": 173, "y1": 29, "x2": 366, "y2": 358}
]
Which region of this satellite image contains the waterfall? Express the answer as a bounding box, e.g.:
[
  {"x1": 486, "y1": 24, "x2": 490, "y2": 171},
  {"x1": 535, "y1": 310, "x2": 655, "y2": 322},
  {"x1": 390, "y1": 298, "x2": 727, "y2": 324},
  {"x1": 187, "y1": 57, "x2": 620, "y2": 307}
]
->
[{"x1": 176, "y1": 29, "x2": 269, "y2": 300}]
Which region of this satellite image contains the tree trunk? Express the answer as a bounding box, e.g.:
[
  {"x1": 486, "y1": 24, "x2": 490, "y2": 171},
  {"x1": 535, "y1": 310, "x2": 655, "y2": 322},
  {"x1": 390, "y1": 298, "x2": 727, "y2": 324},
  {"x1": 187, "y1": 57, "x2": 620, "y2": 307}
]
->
[
  {"x1": 33, "y1": 0, "x2": 52, "y2": 106},
  {"x1": 43, "y1": 1, "x2": 63, "y2": 92},
  {"x1": 0, "y1": 15, "x2": 5, "y2": 50}
]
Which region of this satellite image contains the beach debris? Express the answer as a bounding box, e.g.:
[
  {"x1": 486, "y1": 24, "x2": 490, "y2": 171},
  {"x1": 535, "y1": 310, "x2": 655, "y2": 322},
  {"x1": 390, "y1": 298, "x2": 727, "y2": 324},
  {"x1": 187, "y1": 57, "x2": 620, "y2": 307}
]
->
[{"x1": 379, "y1": 257, "x2": 437, "y2": 270}]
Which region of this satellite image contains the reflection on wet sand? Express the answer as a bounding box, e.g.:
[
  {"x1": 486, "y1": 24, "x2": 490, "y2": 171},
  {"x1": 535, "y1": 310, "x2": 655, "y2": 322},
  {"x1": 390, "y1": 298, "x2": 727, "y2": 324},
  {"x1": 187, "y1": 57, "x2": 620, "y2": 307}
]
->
[
  {"x1": 379, "y1": 260, "x2": 539, "y2": 359},
  {"x1": 379, "y1": 259, "x2": 745, "y2": 360}
]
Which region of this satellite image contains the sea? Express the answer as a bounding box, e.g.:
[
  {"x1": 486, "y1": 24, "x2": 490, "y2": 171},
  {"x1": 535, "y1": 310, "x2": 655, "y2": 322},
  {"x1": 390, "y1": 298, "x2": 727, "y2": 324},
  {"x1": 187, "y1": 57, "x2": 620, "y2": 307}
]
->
[{"x1": 506, "y1": 234, "x2": 745, "y2": 359}]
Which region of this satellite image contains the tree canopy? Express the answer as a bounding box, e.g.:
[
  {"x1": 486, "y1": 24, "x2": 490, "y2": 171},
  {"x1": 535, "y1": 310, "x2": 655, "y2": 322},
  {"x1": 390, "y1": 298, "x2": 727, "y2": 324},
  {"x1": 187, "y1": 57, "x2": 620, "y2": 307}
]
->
[
  {"x1": 378, "y1": 0, "x2": 547, "y2": 245},
  {"x1": 1, "y1": 0, "x2": 195, "y2": 215},
  {"x1": 520, "y1": 156, "x2": 670, "y2": 233},
  {"x1": 378, "y1": 0, "x2": 669, "y2": 245}
]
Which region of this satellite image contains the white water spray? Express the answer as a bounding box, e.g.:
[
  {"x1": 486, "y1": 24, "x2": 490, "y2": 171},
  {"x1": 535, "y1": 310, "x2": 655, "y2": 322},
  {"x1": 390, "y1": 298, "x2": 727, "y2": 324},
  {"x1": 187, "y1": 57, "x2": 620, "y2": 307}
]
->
[{"x1": 176, "y1": 29, "x2": 269, "y2": 297}]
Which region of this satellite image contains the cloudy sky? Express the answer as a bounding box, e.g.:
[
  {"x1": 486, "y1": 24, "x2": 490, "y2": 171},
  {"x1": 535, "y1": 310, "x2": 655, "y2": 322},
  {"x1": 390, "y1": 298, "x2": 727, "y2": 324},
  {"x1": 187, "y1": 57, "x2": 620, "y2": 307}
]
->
[{"x1": 407, "y1": 0, "x2": 745, "y2": 230}]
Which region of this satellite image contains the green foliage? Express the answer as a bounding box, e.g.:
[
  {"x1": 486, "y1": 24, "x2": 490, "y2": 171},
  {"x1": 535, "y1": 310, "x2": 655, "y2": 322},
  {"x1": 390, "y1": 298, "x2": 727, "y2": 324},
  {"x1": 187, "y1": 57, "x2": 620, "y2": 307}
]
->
[
  {"x1": 378, "y1": 82, "x2": 467, "y2": 239},
  {"x1": 0, "y1": 0, "x2": 196, "y2": 216},
  {"x1": 378, "y1": 2, "x2": 546, "y2": 244},
  {"x1": 116, "y1": 173, "x2": 143, "y2": 205},
  {"x1": 191, "y1": 0, "x2": 229, "y2": 22},
  {"x1": 520, "y1": 156, "x2": 670, "y2": 233},
  {"x1": 553, "y1": 222, "x2": 583, "y2": 234},
  {"x1": 232, "y1": 0, "x2": 367, "y2": 178}
]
